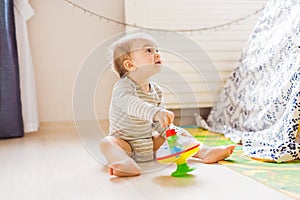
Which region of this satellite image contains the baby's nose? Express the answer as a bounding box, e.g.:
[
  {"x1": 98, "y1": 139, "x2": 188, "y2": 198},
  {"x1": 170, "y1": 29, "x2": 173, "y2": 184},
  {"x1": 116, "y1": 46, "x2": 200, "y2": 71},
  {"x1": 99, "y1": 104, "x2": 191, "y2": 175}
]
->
[{"x1": 154, "y1": 52, "x2": 160, "y2": 58}]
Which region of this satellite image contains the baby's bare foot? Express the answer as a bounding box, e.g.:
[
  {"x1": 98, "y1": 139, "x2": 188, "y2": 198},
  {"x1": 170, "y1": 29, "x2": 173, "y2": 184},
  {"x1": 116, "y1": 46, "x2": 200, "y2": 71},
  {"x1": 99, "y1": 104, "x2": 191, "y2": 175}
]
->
[
  {"x1": 195, "y1": 145, "x2": 235, "y2": 164},
  {"x1": 202, "y1": 145, "x2": 235, "y2": 164},
  {"x1": 109, "y1": 159, "x2": 141, "y2": 177}
]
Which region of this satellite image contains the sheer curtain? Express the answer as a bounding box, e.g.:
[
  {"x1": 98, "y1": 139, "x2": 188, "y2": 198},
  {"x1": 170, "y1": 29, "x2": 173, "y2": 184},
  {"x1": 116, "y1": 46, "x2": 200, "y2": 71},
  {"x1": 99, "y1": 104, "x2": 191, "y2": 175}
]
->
[
  {"x1": 0, "y1": 0, "x2": 24, "y2": 138},
  {"x1": 14, "y1": 0, "x2": 39, "y2": 133}
]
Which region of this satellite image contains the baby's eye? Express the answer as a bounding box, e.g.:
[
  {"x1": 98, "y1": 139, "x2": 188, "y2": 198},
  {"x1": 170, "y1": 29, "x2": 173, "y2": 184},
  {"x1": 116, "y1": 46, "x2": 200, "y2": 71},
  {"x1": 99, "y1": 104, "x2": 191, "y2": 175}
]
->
[
  {"x1": 146, "y1": 48, "x2": 153, "y2": 53},
  {"x1": 146, "y1": 48, "x2": 158, "y2": 53}
]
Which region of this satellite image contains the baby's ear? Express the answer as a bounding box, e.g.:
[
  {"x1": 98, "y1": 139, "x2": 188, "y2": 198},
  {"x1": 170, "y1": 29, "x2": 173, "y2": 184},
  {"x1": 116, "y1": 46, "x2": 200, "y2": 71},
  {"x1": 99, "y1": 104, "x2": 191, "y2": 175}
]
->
[{"x1": 123, "y1": 60, "x2": 135, "y2": 71}]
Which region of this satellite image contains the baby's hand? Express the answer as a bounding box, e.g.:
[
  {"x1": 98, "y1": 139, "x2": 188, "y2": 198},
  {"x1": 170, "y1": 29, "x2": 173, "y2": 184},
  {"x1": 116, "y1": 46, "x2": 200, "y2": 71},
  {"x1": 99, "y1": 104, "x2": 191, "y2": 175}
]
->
[{"x1": 154, "y1": 109, "x2": 174, "y2": 128}]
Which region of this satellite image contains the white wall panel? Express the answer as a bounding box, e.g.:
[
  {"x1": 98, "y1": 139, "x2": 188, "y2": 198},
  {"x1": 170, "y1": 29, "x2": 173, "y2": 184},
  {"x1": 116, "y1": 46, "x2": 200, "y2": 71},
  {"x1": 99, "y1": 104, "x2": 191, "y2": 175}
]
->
[{"x1": 125, "y1": 0, "x2": 268, "y2": 109}]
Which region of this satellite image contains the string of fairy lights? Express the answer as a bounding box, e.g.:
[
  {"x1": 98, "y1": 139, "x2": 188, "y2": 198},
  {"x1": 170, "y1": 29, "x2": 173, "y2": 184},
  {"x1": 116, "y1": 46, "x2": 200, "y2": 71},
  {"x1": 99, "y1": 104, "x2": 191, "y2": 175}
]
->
[{"x1": 64, "y1": 0, "x2": 265, "y2": 33}]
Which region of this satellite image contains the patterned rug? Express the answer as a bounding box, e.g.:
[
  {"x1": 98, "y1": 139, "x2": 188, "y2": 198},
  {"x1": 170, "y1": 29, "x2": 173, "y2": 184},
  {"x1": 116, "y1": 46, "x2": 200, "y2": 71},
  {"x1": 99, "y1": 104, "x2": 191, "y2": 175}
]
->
[{"x1": 185, "y1": 127, "x2": 300, "y2": 199}]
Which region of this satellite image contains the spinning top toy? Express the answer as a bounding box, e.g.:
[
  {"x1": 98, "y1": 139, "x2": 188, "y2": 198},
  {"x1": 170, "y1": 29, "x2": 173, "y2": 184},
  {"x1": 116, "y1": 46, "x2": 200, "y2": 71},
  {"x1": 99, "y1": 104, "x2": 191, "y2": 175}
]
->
[{"x1": 156, "y1": 125, "x2": 200, "y2": 177}]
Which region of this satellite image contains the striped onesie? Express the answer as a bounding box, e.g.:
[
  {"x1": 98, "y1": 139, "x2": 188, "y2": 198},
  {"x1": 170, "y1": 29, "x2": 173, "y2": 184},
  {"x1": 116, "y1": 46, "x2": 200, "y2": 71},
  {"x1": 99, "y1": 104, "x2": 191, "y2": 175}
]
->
[{"x1": 109, "y1": 76, "x2": 166, "y2": 162}]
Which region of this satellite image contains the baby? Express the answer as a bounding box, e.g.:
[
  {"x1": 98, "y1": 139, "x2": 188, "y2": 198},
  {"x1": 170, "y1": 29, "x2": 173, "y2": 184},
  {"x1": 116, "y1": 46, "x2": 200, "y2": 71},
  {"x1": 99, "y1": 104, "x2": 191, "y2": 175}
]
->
[{"x1": 99, "y1": 32, "x2": 235, "y2": 177}]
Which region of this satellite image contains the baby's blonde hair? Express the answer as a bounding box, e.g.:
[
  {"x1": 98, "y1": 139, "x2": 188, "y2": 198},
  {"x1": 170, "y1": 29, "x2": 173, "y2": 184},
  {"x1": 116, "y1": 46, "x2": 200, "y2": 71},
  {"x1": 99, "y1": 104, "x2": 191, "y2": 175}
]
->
[{"x1": 109, "y1": 32, "x2": 158, "y2": 78}]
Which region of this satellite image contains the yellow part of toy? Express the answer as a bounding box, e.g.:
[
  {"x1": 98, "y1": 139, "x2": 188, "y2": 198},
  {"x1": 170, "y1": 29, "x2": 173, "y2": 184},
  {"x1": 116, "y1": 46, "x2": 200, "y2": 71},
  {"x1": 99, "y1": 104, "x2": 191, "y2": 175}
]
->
[{"x1": 157, "y1": 144, "x2": 199, "y2": 165}]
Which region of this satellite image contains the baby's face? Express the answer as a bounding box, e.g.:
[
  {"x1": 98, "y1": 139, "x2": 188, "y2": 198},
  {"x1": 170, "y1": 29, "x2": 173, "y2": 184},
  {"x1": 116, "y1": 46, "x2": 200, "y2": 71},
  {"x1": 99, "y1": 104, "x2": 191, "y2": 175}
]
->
[{"x1": 130, "y1": 39, "x2": 163, "y2": 77}]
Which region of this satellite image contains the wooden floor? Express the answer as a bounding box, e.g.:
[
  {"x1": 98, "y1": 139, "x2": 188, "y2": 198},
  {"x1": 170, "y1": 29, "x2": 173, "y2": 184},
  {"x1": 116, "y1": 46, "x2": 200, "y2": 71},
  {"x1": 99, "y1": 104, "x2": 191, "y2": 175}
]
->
[{"x1": 0, "y1": 122, "x2": 294, "y2": 200}]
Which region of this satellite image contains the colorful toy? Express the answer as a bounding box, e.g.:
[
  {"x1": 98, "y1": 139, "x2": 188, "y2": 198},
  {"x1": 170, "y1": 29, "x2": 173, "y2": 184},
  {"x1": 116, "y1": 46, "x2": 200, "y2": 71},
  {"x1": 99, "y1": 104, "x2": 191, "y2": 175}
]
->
[
  {"x1": 156, "y1": 125, "x2": 200, "y2": 177},
  {"x1": 166, "y1": 128, "x2": 184, "y2": 154}
]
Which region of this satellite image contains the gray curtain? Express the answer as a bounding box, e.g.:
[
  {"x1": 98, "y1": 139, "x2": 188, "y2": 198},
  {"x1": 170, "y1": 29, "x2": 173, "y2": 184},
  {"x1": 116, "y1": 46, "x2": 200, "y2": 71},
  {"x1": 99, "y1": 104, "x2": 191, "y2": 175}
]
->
[{"x1": 0, "y1": 0, "x2": 24, "y2": 138}]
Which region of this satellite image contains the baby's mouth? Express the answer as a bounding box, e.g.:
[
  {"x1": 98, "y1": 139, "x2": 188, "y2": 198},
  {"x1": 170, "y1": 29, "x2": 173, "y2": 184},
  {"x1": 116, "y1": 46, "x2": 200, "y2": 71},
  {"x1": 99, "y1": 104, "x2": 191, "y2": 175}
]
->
[{"x1": 155, "y1": 60, "x2": 162, "y2": 64}]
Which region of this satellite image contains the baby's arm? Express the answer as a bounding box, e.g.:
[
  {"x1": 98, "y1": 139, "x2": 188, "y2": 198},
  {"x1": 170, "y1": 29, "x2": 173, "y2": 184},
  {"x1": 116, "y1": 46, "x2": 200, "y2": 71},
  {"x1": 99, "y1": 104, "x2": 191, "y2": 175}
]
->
[
  {"x1": 152, "y1": 82, "x2": 174, "y2": 131},
  {"x1": 114, "y1": 80, "x2": 164, "y2": 122}
]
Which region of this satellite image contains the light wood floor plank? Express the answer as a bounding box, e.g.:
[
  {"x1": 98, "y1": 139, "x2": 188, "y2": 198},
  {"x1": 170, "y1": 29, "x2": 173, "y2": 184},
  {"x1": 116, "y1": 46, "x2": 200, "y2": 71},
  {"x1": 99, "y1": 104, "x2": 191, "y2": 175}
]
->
[{"x1": 0, "y1": 122, "x2": 293, "y2": 200}]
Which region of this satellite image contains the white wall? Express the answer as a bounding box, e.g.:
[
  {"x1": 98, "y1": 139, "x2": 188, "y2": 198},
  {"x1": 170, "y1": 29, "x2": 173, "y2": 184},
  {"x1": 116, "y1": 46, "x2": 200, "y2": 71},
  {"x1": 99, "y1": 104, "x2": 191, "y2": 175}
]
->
[
  {"x1": 27, "y1": 0, "x2": 267, "y2": 123},
  {"x1": 125, "y1": 0, "x2": 268, "y2": 109},
  {"x1": 28, "y1": 0, "x2": 124, "y2": 122}
]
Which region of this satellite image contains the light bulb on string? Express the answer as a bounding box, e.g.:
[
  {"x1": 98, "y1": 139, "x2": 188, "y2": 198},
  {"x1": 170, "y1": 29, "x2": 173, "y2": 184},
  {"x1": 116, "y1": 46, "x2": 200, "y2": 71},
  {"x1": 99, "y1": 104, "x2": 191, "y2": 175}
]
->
[{"x1": 63, "y1": 0, "x2": 265, "y2": 34}]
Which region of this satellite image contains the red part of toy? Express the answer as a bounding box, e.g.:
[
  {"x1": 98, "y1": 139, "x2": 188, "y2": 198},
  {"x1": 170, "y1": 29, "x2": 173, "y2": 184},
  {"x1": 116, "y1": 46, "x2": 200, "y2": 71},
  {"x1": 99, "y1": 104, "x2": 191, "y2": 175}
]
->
[{"x1": 166, "y1": 129, "x2": 176, "y2": 137}]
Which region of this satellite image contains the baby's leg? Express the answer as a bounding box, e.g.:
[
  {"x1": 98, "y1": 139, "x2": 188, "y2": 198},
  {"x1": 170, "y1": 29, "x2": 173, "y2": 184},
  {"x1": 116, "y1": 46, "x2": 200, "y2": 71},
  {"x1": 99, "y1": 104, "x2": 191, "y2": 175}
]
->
[
  {"x1": 152, "y1": 134, "x2": 165, "y2": 152},
  {"x1": 193, "y1": 143, "x2": 235, "y2": 164},
  {"x1": 99, "y1": 136, "x2": 141, "y2": 177}
]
